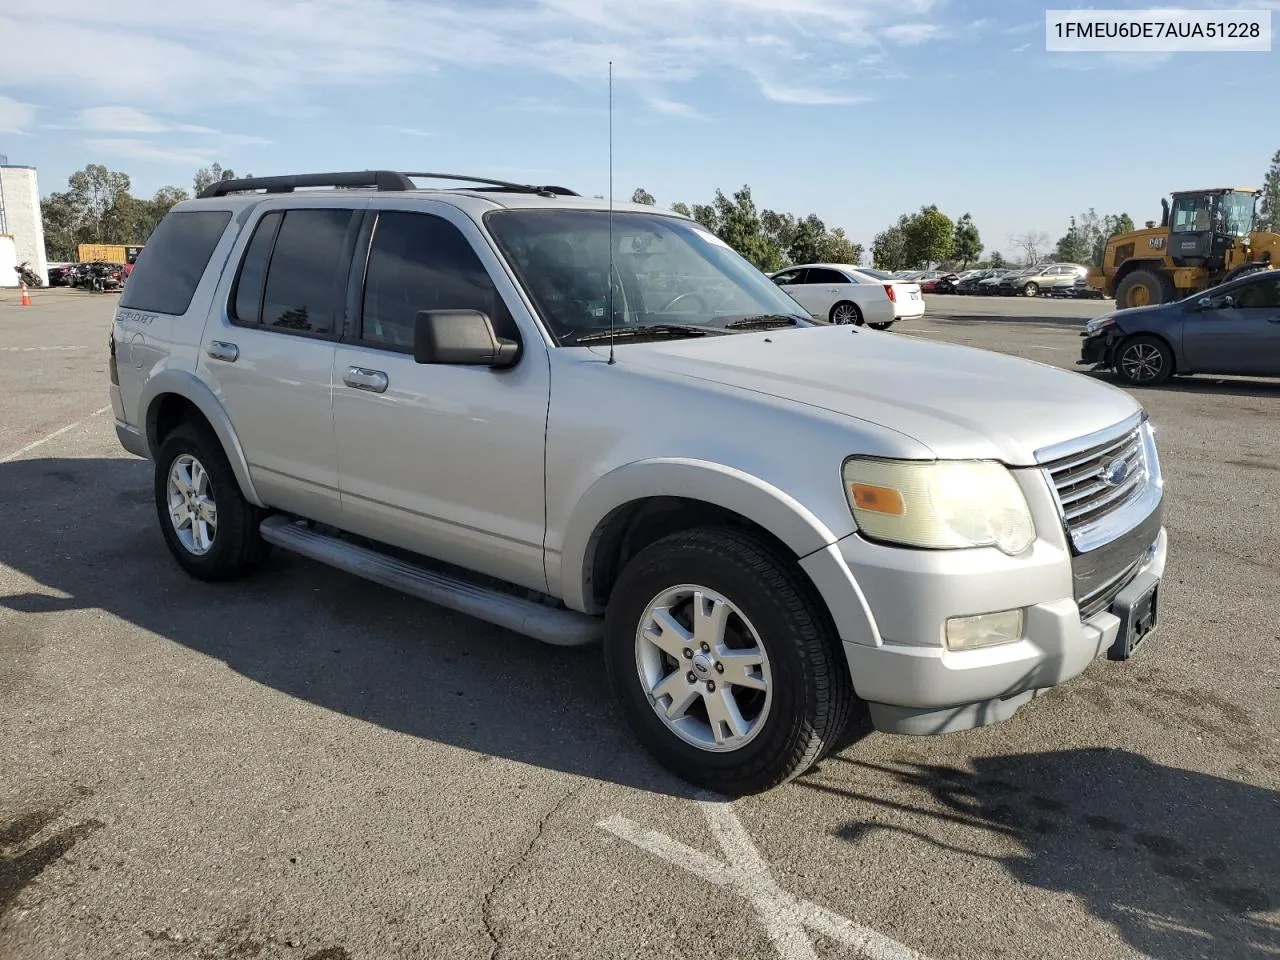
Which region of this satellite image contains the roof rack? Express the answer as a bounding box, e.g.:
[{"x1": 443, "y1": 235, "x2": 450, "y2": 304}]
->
[{"x1": 198, "y1": 170, "x2": 579, "y2": 199}]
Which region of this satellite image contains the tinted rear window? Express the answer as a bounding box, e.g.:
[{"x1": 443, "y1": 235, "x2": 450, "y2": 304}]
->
[
  {"x1": 260, "y1": 209, "x2": 355, "y2": 335},
  {"x1": 119, "y1": 210, "x2": 232, "y2": 315}
]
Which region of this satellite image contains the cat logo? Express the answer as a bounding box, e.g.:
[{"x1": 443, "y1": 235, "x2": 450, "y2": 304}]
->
[{"x1": 1148, "y1": 236, "x2": 1166, "y2": 250}]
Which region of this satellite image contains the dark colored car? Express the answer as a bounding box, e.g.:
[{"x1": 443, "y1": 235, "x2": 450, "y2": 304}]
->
[{"x1": 1079, "y1": 269, "x2": 1280, "y2": 385}]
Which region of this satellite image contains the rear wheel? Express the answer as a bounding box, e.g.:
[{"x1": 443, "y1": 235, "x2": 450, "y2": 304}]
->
[
  {"x1": 604, "y1": 527, "x2": 853, "y2": 795},
  {"x1": 154, "y1": 423, "x2": 272, "y2": 581},
  {"x1": 1115, "y1": 269, "x2": 1174, "y2": 309},
  {"x1": 1115, "y1": 335, "x2": 1174, "y2": 386},
  {"x1": 829, "y1": 301, "x2": 863, "y2": 325}
]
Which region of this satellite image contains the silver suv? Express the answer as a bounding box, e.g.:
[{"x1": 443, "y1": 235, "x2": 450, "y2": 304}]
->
[{"x1": 108, "y1": 170, "x2": 1167, "y2": 795}]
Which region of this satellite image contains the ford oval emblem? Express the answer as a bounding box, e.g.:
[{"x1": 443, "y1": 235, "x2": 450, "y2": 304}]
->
[{"x1": 1101, "y1": 458, "x2": 1130, "y2": 487}]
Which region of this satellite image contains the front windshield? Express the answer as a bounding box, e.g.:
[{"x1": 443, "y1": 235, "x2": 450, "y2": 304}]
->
[
  {"x1": 484, "y1": 209, "x2": 811, "y2": 344},
  {"x1": 1219, "y1": 192, "x2": 1255, "y2": 236}
]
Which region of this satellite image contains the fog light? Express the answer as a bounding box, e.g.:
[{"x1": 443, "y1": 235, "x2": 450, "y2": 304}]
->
[{"x1": 945, "y1": 609, "x2": 1024, "y2": 651}]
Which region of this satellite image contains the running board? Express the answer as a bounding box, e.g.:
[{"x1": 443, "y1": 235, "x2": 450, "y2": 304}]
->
[{"x1": 259, "y1": 516, "x2": 602, "y2": 647}]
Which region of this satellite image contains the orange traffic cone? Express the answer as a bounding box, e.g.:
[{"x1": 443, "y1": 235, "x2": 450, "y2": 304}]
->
[{"x1": 20, "y1": 282, "x2": 31, "y2": 307}]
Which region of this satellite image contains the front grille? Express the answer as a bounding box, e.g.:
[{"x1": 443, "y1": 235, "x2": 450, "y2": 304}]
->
[{"x1": 1042, "y1": 426, "x2": 1147, "y2": 536}]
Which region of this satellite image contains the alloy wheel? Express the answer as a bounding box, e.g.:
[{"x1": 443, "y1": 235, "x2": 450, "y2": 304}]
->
[
  {"x1": 166, "y1": 453, "x2": 218, "y2": 555},
  {"x1": 634, "y1": 585, "x2": 773, "y2": 752},
  {"x1": 1120, "y1": 342, "x2": 1164, "y2": 382}
]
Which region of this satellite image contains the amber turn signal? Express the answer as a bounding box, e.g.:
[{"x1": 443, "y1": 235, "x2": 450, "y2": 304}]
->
[{"x1": 849, "y1": 483, "x2": 905, "y2": 516}]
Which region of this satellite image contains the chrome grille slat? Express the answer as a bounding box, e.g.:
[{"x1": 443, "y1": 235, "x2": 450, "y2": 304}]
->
[
  {"x1": 1046, "y1": 433, "x2": 1134, "y2": 476},
  {"x1": 1052, "y1": 438, "x2": 1141, "y2": 488},
  {"x1": 1064, "y1": 471, "x2": 1145, "y2": 522}
]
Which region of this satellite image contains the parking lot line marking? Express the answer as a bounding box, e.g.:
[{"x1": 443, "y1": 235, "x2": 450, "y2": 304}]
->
[
  {"x1": 0, "y1": 406, "x2": 111, "y2": 464},
  {"x1": 599, "y1": 799, "x2": 931, "y2": 960}
]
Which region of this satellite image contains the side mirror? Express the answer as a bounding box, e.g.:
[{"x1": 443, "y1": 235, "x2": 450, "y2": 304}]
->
[
  {"x1": 1197, "y1": 296, "x2": 1214, "y2": 309},
  {"x1": 414, "y1": 310, "x2": 519, "y2": 367}
]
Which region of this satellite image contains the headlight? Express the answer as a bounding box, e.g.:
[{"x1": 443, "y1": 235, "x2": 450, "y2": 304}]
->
[
  {"x1": 1086, "y1": 315, "x2": 1116, "y2": 335},
  {"x1": 842, "y1": 458, "x2": 1035, "y2": 555}
]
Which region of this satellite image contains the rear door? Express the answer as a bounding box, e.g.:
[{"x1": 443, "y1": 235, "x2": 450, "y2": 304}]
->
[
  {"x1": 792, "y1": 267, "x2": 851, "y2": 319},
  {"x1": 198, "y1": 201, "x2": 365, "y2": 523}
]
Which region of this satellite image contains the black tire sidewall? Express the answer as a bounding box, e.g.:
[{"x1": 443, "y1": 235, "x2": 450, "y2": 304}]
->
[
  {"x1": 154, "y1": 425, "x2": 256, "y2": 579},
  {"x1": 603, "y1": 530, "x2": 831, "y2": 791}
]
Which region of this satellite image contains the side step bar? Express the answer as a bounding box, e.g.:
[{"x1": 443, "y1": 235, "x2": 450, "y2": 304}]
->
[{"x1": 259, "y1": 516, "x2": 602, "y2": 647}]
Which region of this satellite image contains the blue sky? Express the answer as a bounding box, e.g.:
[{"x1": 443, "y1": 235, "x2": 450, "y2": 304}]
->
[{"x1": 1, "y1": 0, "x2": 1278, "y2": 258}]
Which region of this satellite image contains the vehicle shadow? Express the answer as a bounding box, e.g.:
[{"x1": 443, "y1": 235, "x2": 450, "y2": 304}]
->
[
  {"x1": 806, "y1": 749, "x2": 1279, "y2": 959},
  {"x1": 925, "y1": 312, "x2": 1092, "y2": 328},
  {"x1": 0, "y1": 455, "x2": 872, "y2": 800},
  {"x1": 1082, "y1": 370, "x2": 1280, "y2": 399}
]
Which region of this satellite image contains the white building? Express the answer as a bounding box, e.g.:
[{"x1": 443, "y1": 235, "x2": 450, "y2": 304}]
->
[{"x1": 0, "y1": 161, "x2": 49, "y2": 287}]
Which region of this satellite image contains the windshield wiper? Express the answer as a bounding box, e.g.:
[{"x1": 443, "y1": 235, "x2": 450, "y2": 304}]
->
[
  {"x1": 724, "y1": 314, "x2": 806, "y2": 329},
  {"x1": 568, "y1": 324, "x2": 720, "y2": 345}
]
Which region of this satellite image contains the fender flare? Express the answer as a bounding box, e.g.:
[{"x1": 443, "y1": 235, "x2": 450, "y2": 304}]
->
[
  {"x1": 557, "y1": 457, "x2": 848, "y2": 614},
  {"x1": 139, "y1": 369, "x2": 265, "y2": 507}
]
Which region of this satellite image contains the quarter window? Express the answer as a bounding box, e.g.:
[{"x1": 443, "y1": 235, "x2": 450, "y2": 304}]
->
[
  {"x1": 360, "y1": 211, "x2": 506, "y2": 350},
  {"x1": 119, "y1": 210, "x2": 231, "y2": 316}
]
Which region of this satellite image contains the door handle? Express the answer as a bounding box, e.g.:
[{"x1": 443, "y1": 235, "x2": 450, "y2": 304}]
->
[
  {"x1": 206, "y1": 341, "x2": 239, "y2": 362},
  {"x1": 344, "y1": 366, "x2": 389, "y2": 393}
]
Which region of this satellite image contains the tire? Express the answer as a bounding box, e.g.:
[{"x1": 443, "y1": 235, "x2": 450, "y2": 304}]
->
[
  {"x1": 869, "y1": 320, "x2": 895, "y2": 330},
  {"x1": 603, "y1": 527, "x2": 854, "y2": 796},
  {"x1": 1114, "y1": 334, "x2": 1174, "y2": 386},
  {"x1": 1022, "y1": 282, "x2": 1038, "y2": 297},
  {"x1": 1115, "y1": 269, "x2": 1174, "y2": 309},
  {"x1": 829, "y1": 301, "x2": 863, "y2": 325},
  {"x1": 154, "y1": 422, "x2": 272, "y2": 581}
]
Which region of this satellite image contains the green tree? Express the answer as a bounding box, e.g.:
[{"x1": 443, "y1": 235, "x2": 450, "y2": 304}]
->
[
  {"x1": 1259, "y1": 149, "x2": 1280, "y2": 231},
  {"x1": 192, "y1": 163, "x2": 243, "y2": 195},
  {"x1": 952, "y1": 213, "x2": 981, "y2": 267},
  {"x1": 903, "y1": 205, "x2": 954, "y2": 267},
  {"x1": 815, "y1": 227, "x2": 863, "y2": 266},
  {"x1": 988, "y1": 250, "x2": 1006, "y2": 268},
  {"x1": 872, "y1": 223, "x2": 909, "y2": 270},
  {"x1": 710, "y1": 185, "x2": 781, "y2": 270},
  {"x1": 670, "y1": 201, "x2": 693, "y2": 218},
  {"x1": 1054, "y1": 216, "x2": 1090, "y2": 263},
  {"x1": 631, "y1": 187, "x2": 655, "y2": 205}
]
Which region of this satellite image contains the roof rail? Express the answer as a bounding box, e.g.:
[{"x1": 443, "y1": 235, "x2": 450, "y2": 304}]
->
[
  {"x1": 198, "y1": 170, "x2": 580, "y2": 199},
  {"x1": 198, "y1": 170, "x2": 416, "y2": 198}
]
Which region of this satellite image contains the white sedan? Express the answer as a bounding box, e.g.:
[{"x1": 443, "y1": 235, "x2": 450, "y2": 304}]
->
[{"x1": 768, "y1": 263, "x2": 924, "y2": 329}]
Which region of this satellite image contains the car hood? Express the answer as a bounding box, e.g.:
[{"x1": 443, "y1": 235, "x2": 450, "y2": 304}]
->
[{"x1": 606, "y1": 325, "x2": 1141, "y2": 465}]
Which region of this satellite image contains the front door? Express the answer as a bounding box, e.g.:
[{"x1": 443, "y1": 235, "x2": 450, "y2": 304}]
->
[
  {"x1": 332, "y1": 204, "x2": 551, "y2": 593},
  {"x1": 199, "y1": 202, "x2": 364, "y2": 524},
  {"x1": 1182, "y1": 273, "x2": 1280, "y2": 376}
]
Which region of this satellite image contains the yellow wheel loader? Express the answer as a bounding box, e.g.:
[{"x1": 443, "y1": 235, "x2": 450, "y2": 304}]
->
[{"x1": 1087, "y1": 188, "x2": 1279, "y2": 307}]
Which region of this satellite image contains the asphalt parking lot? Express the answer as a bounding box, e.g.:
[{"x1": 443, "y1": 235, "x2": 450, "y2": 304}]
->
[{"x1": 2, "y1": 288, "x2": 1277, "y2": 960}]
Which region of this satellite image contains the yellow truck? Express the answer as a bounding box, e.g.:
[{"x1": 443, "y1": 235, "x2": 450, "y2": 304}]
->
[{"x1": 76, "y1": 243, "x2": 144, "y2": 264}]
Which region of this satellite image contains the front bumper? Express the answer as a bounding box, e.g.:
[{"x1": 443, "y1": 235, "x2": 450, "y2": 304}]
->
[
  {"x1": 798, "y1": 494, "x2": 1167, "y2": 735},
  {"x1": 1078, "y1": 330, "x2": 1116, "y2": 366}
]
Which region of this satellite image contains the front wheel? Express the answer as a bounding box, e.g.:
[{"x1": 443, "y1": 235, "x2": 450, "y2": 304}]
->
[
  {"x1": 1022, "y1": 282, "x2": 1038, "y2": 297},
  {"x1": 1114, "y1": 335, "x2": 1174, "y2": 386},
  {"x1": 603, "y1": 527, "x2": 854, "y2": 795}
]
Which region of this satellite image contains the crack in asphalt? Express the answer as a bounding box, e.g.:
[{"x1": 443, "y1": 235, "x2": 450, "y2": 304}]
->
[{"x1": 480, "y1": 781, "x2": 585, "y2": 960}]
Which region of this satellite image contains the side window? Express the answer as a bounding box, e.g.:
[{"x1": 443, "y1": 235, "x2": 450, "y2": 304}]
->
[
  {"x1": 231, "y1": 212, "x2": 282, "y2": 325},
  {"x1": 807, "y1": 268, "x2": 847, "y2": 284},
  {"x1": 1234, "y1": 276, "x2": 1280, "y2": 309},
  {"x1": 258, "y1": 209, "x2": 356, "y2": 335},
  {"x1": 360, "y1": 210, "x2": 506, "y2": 350},
  {"x1": 772, "y1": 268, "x2": 804, "y2": 285},
  {"x1": 118, "y1": 210, "x2": 232, "y2": 315}
]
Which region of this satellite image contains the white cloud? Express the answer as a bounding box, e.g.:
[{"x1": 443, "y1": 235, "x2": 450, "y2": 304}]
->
[
  {"x1": 0, "y1": 95, "x2": 37, "y2": 135},
  {"x1": 752, "y1": 77, "x2": 871, "y2": 105},
  {"x1": 68, "y1": 106, "x2": 216, "y2": 134},
  {"x1": 80, "y1": 138, "x2": 219, "y2": 167},
  {"x1": 378, "y1": 125, "x2": 433, "y2": 137},
  {"x1": 643, "y1": 95, "x2": 705, "y2": 119},
  {"x1": 0, "y1": 0, "x2": 946, "y2": 115},
  {"x1": 883, "y1": 23, "x2": 942, "y2": 45}
]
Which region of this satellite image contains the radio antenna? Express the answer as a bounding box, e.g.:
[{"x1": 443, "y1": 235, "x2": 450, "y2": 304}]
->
[{"x1": 606, "y1": 59, "x2": 616, "y2": 365}]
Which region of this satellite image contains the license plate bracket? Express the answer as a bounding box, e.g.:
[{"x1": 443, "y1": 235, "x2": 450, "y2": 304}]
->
[{"x1": 1108, "y1": 573, "x2": 1160, "y2": 661}]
